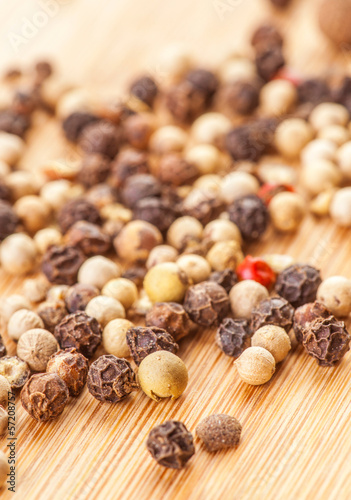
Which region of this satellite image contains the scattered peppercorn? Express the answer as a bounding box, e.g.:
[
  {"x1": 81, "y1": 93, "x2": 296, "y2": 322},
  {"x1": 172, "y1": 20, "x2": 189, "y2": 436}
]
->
[
  {"x1": 196, "y1": 414, "x2": 242, "y2": 452},
  {"x1": 183, "y1": 281, "x2": 230, "y2": 327},
  {"x1": 0, "y1": 201, "x2": 19, "y2": 241},
  {"x1": 0, "y1": 109, "x2": 31, "y2": 137},
  {"x1": 126, "y1": 326, "x2": 179, "y2": 366},
  {"x1": 218, "y1": 81, "x2": 260, "y2": 116},
  {"x1": 121, "y1": 174, "x2": 161, "y2": 208},
  {"x1": 87, "y1": 355, "x2": 137, "y2": 403},
  {"x1": 110, "y1": 149, "x2": 149, "y2": 187},
  {"x1": 77, "y1": 153, "x2": 111, "y2": 187},
  {"x1": 62, "y1": 111, "x2": 100, "y2": 142},
  {"x1": 64, "y1": 283, "x2": 99, "y2": 313},
  {"x1": 133, "y1": 197, "x2": 176, "y2": 232},
  {"x1": 216, "y1": 318, "x2": 251, "y2": 357},
  {"x1": 275, "y1": 264, "x2": 322, "y2": 308},
  {"x1": 0, "y1": 356, "x2": 30, "y2": 389},
  {"x1": 251, "y1": 324, "x2": 291, "y2": 363},
  {"x1": 121, "y1": 267, "x2": 147, "y2": 287},
  {"x1": 17, "y1": 328, "x2": 58, "y2": 372},
  {"x1": 54, "y1": 312, "x2": 102, "y2": 359},
  {"x1": 158, "y1": 153, "x2": 199, "y2": 186},
  {"x1": 41, "y1": 245, "x2": 86, "y2": 286},
  {"x1": 251, "y1": 296, "x2": 294, "y2": 333},
  {"x1": 47, "y1": 348, "x2": 89, "y2": 396},
  {"x1": 57, "y1": 198, "x2": 102, "y2": 233},
  {"x1": 235, "y1": 346, "x2": 276, "y2": 385},
  {"x1": 251, "y1": 23, "x2": 283, "y2": 51},
  {"x1": 228, "y1": 195, "x2": 270, "y2": 242},
  {"x1": 237, "y1": 256, "x2": 276, "y2": 289},
  {"x1": 79, "y1": 121, "x2": 123, "y2": 159},
  {"x1": 293, "y1": 301, "x2": 330, "y2": 343},
  {"x1": 37, "y1": 300, "x2": 68, "y2": 333},
  {"x1": 146, "y1": 420, "x2": 195, "y2": 469},
  {"x1": 64, "y1": 221, "x2": 111, "y2": 256},
  {"x1": 130, "y1": 75, "x2": 158, "y2": 107}
]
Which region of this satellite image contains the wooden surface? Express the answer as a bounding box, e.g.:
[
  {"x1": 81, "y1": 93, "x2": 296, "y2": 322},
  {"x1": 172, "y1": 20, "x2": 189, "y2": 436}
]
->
[{"x1": 1, "y1": 1, "x2": 351, "y2": 499}]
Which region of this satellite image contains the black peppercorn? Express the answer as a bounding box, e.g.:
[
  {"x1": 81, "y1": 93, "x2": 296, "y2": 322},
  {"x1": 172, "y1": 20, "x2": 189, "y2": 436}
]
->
[
  {"x1": 130, "y1": 75, "x2": 158, "y2": 107},
  {"x1": 54, "y1": 312, "x2": 102, "y2": 359},
  {"x1": 87, "y1": 355, "x2": 137, "y2": 403},
  {"x1": 0, "y1": 181, "x2": 11, "y2": 203},
  {"x1": 226, "y1": 120, "x2": 277, "y2": 162},
  {"x1": 37, "y1": 300, "x2": 68, "y2": 333},
  {"x1": 158, "y1": 153, "x2": 199, "y2": 186},
  {"x1": 297, "y1": 78, "x2": 331, "y2": 106},
  {"x1": 209, "y1": 269, "x2": 238, "y2": 293},
  {"x1": 0, "y1": 109, "x2": 30, "y2": 137},
  {"x1": 121, "y1": 267, "x2": 147, "y2": 287},
  {"x1": 47, "y1": 348, "x2": 89, "y2": 397},
  {"x1": 12, "y1": 89, "x2": 39, "y2": 116},
  {"x1": 183, "y1": 281, "x2": 230, "y2": 327},
  {"x1": 126, "y1": 326, "x2": 179, "y2": 366},
  {"x1": 228, "y1": 194, "x2": 269, "y2": 243},
  {"x1": 41, "y1": 245, "x2": 86, "y2": 286},
  {"x1": 293, "y1": 301, "x2": 330, "y2": 343},
  {"x1": 62, "y1": 112, "x2": 100, "y2": 142},
  {"x1": 34, "y1": 60, "x2": 53, "y2": 83},
  {"x1": 64, "y1": 283, "x2": 99, "y2": 313},
  {"x1": 145, "y1": 302, "x2": 193, "y2": 341},
  {"x1": 302, "y1": 316, "x2": 350, "y2": 366},
  {"x1": 79, "y1": 121, "x2": 124, "y2": 159},
  {"x1": 216, "y1": 318, "x2": 251, "y2": 357},
  {"x1": 110, "y1": 149, "x2": 149, "y2": 187},
  {"x1": 332, "y1": 76, "x2": 351, "y2": 114},
  {"x1": 121, "y1": 174, "x2": 161, "y2": 208},
  {"x1": 124, "y1": 113, "x2": 155, "y2": 149},
  {"x1": 251, "y1": 296, "x2": 295, "y2": 333},
  {"x1": 275, "y1": 264, "x2": 322, "y2": 308},
  {"x1": 77, "y1": 153, "x2": 111, "y2": 188},
  {"x1": 186, "y1": 69, "x2": 219, "y2": 105},
  {"x1": 217, "y1": 81, "x2": 260, "y2": 116},
  {"x1": 255, "y1": 46, "x2": 285, "y2": 82},
  {"x1": 21, "y1": 373, "x2": 69, "y2": 422},
  {"x1": 181, "y1": 191, "x2": 223, "y2": 226},
  {"x1": 0, "y1": 201, "x2": 19, "y2": 241},
  {"x1": 133, "y1": 197, "x2": 176, "y2": 233},
  {"x1": 0, "y1": 334, "x2": 6, "y2": 358},
  {"x1": 57, "y1": 198, "x2": 102, "y2": 233},
  {"x1": 64, "y1": 221, "x2": 111, "y2": 256},
  {"x1": 251, "y1": 23, "x2": 284, "y2": 51},
  {"x1": 146, "y1": 420, "x2": 195, "y2": 469}
]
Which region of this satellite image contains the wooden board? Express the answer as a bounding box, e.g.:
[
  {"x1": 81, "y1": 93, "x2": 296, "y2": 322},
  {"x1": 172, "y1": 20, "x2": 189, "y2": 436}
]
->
[{"x1": 1, "y1": 1, "x2": 351, "y2": 499}]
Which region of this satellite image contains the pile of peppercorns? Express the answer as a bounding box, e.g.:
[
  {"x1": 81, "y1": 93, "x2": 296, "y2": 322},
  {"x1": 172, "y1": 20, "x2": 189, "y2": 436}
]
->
[{"x1": 0, "y1": 21, "x2": 351, "y2": 473}]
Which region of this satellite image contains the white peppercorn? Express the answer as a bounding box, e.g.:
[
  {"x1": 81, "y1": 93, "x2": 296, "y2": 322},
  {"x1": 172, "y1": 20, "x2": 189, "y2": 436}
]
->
[
  {"x1": 0, "y1": 294, "x2": 31, "y2": 323},
  {"x1": 207, "y1": 240, "x2": 244, "y2": 272},
  {"x1": 78, "y1": 256, "x2": 121, "y2": 289},
  {"x1": 144, "y1": 262, "x2": 189, "y2": 303},
  {"x1": 269, "y1": 192, "x2": 307, "y2": 232},
  {"x1": 275, "y1": 118, "x2": 313, "y2": 159},
  {"x1": 301, "y1": 159, "x2": 341, "y2": 195},
  {"x1": 34, "y1": 227, "x2": 62, "y2": 254},
  {"x1": 85, "y1": 295, "x2": 126, "y2": 327},
  {"x1": 336, "y1": 141, "x2": 351, "y2": 179},
  {"x1": 317, "y1": 276, "x2": 351, "y2": 317},
  {"x1": 102, "y1": 318, "x2": 134, "y2": 358},
  {"x1": 0, "y1": 405, "x2": 7, "y2": 435},
  {"x1": 0, "y1": 233, "x2": 37, "y2": 275},
  {"x1": 114, "y1": 220, "x2": 162, "y2": 263},
  {"x1": 101, "y1": 278, "x2": 138, "y2": 310},
  {"x1": 22, "y1": 277, "x2": 50, "y2": 303},
  {"x1": 177, "y1": 254, "x2": 211, "y2": 284},
  {"x1": 185, "y1": 144, "x2": 221, "y2": 175},
  {"x1": 301, "y1": 139, "x2": 337, "y2": 165},
  {"x1": 191, "y1": 112, "x2": 231, "y2": 146},
  {"x1": 40, "y1": 180, "x2": 77, "y2": 211},
  {"x1": 260, "y1": 80, "x2": 297, "y2": 116},
  {"x1": 220, "y1": 172, "x2": 259, "y2": 204},
  {"x1": 17, "y1": 328, "x2": 59, "y2": 371},
  {"x1": 229, "y1": 280, "x2": 269, "y2": 320},
  {"x1": 251, "y1": 325, "x2": 291, "y2": 363},
  {"x1": 14, "y1": 195, "x2": 51, "y2": 234},
  {"x1": 203, "y1": 219, "x2": 242, "y2": 246},
  {"x1": 309, "y1": 103, "x2": 349, "y2": 131},
  {"x1": 146, "y1": 245, "x2": 178, "y2": 269},
  {"x1": 8, "y1": 309, "x2": 44, "y2": 341},
  {"x1": 167, "y1": 216, "x2": 203, "y2": 251},
  {"x1": 330, "y1": 187, "x2": 351, "y2": 227},
  {"x1": 0, "y1": 131, "x2": 25, "y2": 165},
  {"x1": 0, "y1": 375, "x2": 10, "y2": 408},
  {"x1": 318, "y1": 124, "x2": 349, "y2": 146},
  {"x1": 235, "y1": 346, "x2": 275, "y2": 385},
  {"x1": 150, "y1": 125, "x2": 187, "y2": 153}
]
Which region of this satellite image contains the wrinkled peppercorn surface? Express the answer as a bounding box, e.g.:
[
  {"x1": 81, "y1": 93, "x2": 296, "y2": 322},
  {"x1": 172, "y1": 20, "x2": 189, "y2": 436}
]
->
[
  {"x1": 216, "y1": 318, "x2": 251, "y2": 357},
  {"x1": 37, "y1": 300, "x2": 68, "y2": 333},
  {"x1": 126, "y1": 326, "x2": 179, "y2": 366},
  {"x1": 64, "y1": 221, "x2": 111, "y2": 256},
  {"x1": 41, "y1": 245, "x2": 85, "y2": 286},
  {"x1": 58, "y1": 198, "x2": 102, "y2": 234},
  {"x1": 47, "y1": 348, "x2": 89, "y2": 397},
  {"x1": 196, "y1": 414, "x2": 242, "y2": 452},
  {"x1": 77, "y1": 153, "x2": 111, "y2": 188},
  {"x1": 275, "y1": 264, "x2": 322, "y2": 308},
  {"x1": 251, "y1": 296, "x2": 295, "y2": 333},
  {"x1": 145, "y1": 302, "x2": 193, "y2": 341},
  {"x1": 62, "y1": 112, "x2": 100, "y2": 143},
  {"x1": 293, "y1": 301, "x2": 330, "y2": 343},
  {"x1": 54, "y1": 312, "x2": 102, "y2": 359},
  {"x1": 0, "y1": 356, "x2": 30, "y2": 388},
  {"x1": 228, "y1": 195, "x2": 269, "y2": 242},
  {"x1": 209, "y1": 269, "x2": 238, "y2": 293},
  {"x1": 184, "y1": 281, "x2": 230, "y2": 327},
  {"x1": 65, "y1": 283, "x2": 99, "y2": 313}
]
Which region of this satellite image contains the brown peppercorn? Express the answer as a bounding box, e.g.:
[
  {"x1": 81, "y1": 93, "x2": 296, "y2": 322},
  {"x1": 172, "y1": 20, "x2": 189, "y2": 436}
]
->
[
  {"x1": 302, "y1": 316, "x2": 350, "y2": 366},
  {"x1": 183, "y1": 281, "x2": 230, "y2": 327},
  {"x1": 186, "y1": 69, "x2": 219, "y2": 102},
  {"x1": 86, "y1": 183, "x2": 117, "y2": 210},
  {"x1": 216, "y1": 318, "x2": 251, "y2": 357},
  {"x1": 54, "y1": 312, "x2": 102, "y2": 359},
  {"x1": 209, "y1": 269, "x2": 238, "y2": 293},
  {"x1": 12, "y1": 88, "x2": 39, "y2": 116},
  {"x1": 297, "y1": 78, "x2": 331, "y2": 106},
  {"x1": 62, "y1": 111, "x2": 100, "y2": 142},
  {"x1": 57, "y1": 198, "x2": 102, "y2": 233},
  {"x1": 64, "y1": 283, "x2": 99, "y2": 313},
  {"x1": 110, "y1": 149, "x2": 149, "y2": 187},
  {"x1": 0, "y1": 181, "x2": 11, "y2": 203},
  {"x1": 217, "y1": 81, "x2": 260, "y2": 116},
  {"x1": 46, "y1": 348, "x2": 89, "y2": 396},
  {"x1": 293, "y1": 301, "x2": 330, "y2": 343},
  {"x1": 126, "y1": 326, "x2": 179, "y2": 366},
  {"x1": 0, "y1": 356, "x2": 30, "y2": 388},
  {"x1": 87, "y1": 355, "x2": 137, "y2": 403},
  {"x1": 0, "y1": 110, "x2": 30, "y2": 138},
  {"x1": 228, "y1": 195, "x2": 269, "y2": 243},
  {"x1": 21, "y1": 373, "x2": 69, "y2": 421},
  {"x1": 251, "y1": 296, "x2": 295, "y2": 333},
  {"x1": 251, "y1": 23, "x2": 283, "y2": 51},
  {"x1": 0, "y1": 201, "x2": 19, "y2": 241},
  {"x1": 130, "y1": 75, "x2": 158, "y2": 107},
  {"x1": 41, "y1": 245, "x2": 86, "y2": 286},
  {"x1": 0, "y1": 336, "x2": 6, "y2": 358},
  {"x1": 34, "y1": 60, "x2": 53, "y2": 82},
  {"x1": 181, "y1": 190, "x2": 223, "y2": 226},
  {"x1": 275, "y1": 264, "x2": 322, "y2": 308},
  {"x1": 196, "y1": 414, "x2": 242, "y2": 452},
  {"x1": 145, "y1": 302, "x2": 193, "y2": 341},
  {"x1": 133, "y1": 197, "x2": 176, "y2": 232},
  {"x1": 255, "y1": 46, "x2": 285, "y2": 82},
  {"x1": 37, "y1": 300, "x2": 68, "y2": 333},
  {"x1": 121, "y1": 267, "x2": 147, "y2": 288},
  {"x1": 64, "y1": 221, "x2": 111, "y2": 256},
  {"x1": 124, "y1": 113, "x2": 155, "y2": 149},
  {"x1": 333, "y1": 76, "x2": 351, "y2": 114},
  {"x1": 121, "y1": 174, "x2": 161, "y2": 208},
  {"x1": 158, "y1": 153, "x2": 199, "y2": 186},
  {"x1": 146, "y1": 420, "x2": 195, "y2": 469},
  {"x1": 114, "y1": 220, "x2": 162, "y2": 263},
  {"x1": 77, "y1": 153, "x2": 111, "y2": 188},
  {"x1": 226, "y1": 121, "x2": 276, "y2": 162},
  {"x1": 79, "y1": 121, "x2": 124, "y2": 159}
]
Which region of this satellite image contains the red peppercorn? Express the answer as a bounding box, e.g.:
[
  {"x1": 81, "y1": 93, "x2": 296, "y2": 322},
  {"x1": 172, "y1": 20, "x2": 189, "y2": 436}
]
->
[
  {"x1": 237, "y1": 256, "x2": 276, "y2": 289},
  {"x1": 258, "y1": 183, "x2": 295, "y2": 205}
]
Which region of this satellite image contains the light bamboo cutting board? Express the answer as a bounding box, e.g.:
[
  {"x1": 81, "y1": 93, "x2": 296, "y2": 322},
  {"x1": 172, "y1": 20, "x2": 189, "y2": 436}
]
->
[{"x1": 1, "y1": 1, "x2": 351, "y2": 499}]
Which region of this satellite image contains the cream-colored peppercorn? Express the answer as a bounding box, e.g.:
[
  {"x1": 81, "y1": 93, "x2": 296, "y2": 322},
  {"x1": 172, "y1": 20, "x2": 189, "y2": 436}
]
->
[
  {"x1": 262, "y1": 254, "x2": 295, "y2": 274},
  {"x1": 219, "y1": 57, "x2": 257, "y2": 83},
  {"x1": 191, "y1": 112, "x2": 231, "y2": 146},
  {"x1": 146, "y1": 245, "x2": 178, "y2": 269},
  {"x1": 167, "y1": 216, "x2": 203, "y2": 251},
  {"x1": 144, "y1": 262, "x2": 188, "y2": 303},
  {"x1": 157, "y1": 44, "x2": 192, "y2": 85},
  {"x1": 207, "y1": 240, "x2": 244, "y2": 272},
  {"x1": 220, "y1": 171, "x2": 259, "y2": 204},
  {"x1": 330, "y1": 187, "x2": 351, "y2": 227},
  {"x1": 138, "y1": 350, "x2": 188, "y2": 401},
  {"x1": 0, "y1": 294, "x2": 31, "y2": 323},
  {"x1": 8, "y1": 309, "x2": 44, "y2": 341},
  {"x1": 101, "y1": 278, "x2": 138, "y2": 310},
  {"x1": 78, "y1": 256, "x2": 121, "y2": 289},
  {"x1": 85, "y1": 295, "x2": 125, "y2": 327},
  {"x1": 235, "y1": 346, "x2": 275, "y2": 385},
  {"x1": 260, "y1": 80, "x2": 297, "y2": 116},
  {"x1": 318, "y1": 124, "x2": 349, "y2": 146},
  {"x1": 0, "y1": 450, "x2": 9, "y2": 487},
  {"x1": 269, "y1": 192, "x2": 307, "y2": 232},
  {"x1": 185, "y1": 144, "x2": 221, "y2": 175},
  {"x1": 309, "y1": 103, "x2": 349, "y2": 131},
  {"x1": 34, "y1": 227, "x2": 62, "y2": 254},
  {"x1": 310, "y1": 189, "x2": 336, "y2": 216},
  {"x1": 177, "y1": 254, "x2": 211, "y2": 284},
  {"x1": 46, "y1": 285, "x2": 69, "y2": 302},
  {"x1": 101, "y1": 203, "x2": 132, "y2": 224},
  {"x1": 336, "y1": 141, "x2": 351, "y2": 179},
  {"x1": 301, "y1": 159, "x2": 341, "y2": 196},
  {"x1": 14, "y1": 195, "x2": 51, "y2": 234},
  {"x1": 194, "y1": 174, "x2": 222, "y2": 194},
  {"x1": 0, "y1": 375, "x2": 10, "y2": 408},
  {"x1": 56, "y1": 87, "x2": 96, "y2": 118},
  {"x1": 301, "y1": 139, "x2": 337, "y2": 165},
  {"x1": 114, "y1": 220, "x2": 162, "y2": 263},
  {"x1": 0, "y1": 406, "x2": 7, "y2": 435},
  {"x1": 5, "y1": 171, "x2": 40, "y2": 200},
  {"x1": 130, "y1": 290, "x2": 153, "y2": 316},
  {"x1": 258, "y1": 162, "x2": 297, "y2": 186},
  {"x1": 17, "y1": 328, "x2": 58, "y2": 371},
  {"x1": 102, "y1": 318, "x2": 134, "y2": 358},
  {"x1": 203, "y1": 219, "x2": 242, "y2": 246},
  {"x1": 251, "y1": 325, "x2": 291, "y2": 363},
  {"x1": 0, "y1": 131, "x2": 25, "y2": 165},
  {"x1": 149, "y1": 125, "x2": 187, "y2": 153},
  {"x1": 317, "y1": 276, "x2": 351, "y2": 317},
  {"x1": 229, "y1": 280, "x2": 269, "y2": 320},
  {"x1": 40, "y1": 180, "x2": 75, "y2": 211},
  {"x1": 22, "y1": 277, "x2": 50, "y2": 303},
  {"x1": 0, "y1": 233, "x2": 37, "y2": 275},
  {"x1": 275, "y1": 118, "x2": 313, "y2": 159}
]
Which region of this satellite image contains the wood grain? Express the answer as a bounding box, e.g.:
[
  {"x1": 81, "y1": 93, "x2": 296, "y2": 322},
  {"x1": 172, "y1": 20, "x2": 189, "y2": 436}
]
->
[{"x1": 1, "y1": 1, "x2": 351, "y2": 499}]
